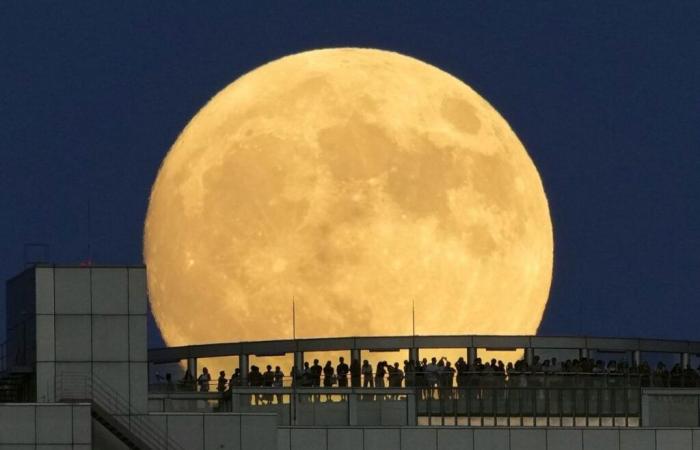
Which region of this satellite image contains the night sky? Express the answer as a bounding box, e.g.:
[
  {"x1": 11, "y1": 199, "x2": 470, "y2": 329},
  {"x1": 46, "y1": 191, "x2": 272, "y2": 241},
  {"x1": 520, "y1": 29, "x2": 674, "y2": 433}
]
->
[{"x1": 1, "y1": 2, "x2": 699, "y2": 347}]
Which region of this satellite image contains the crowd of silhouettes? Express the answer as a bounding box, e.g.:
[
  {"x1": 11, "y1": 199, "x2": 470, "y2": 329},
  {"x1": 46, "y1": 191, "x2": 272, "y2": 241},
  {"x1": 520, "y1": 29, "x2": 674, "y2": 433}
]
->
[{"x1": 160, "y1": 355, "x2": 700, "y2": 394}]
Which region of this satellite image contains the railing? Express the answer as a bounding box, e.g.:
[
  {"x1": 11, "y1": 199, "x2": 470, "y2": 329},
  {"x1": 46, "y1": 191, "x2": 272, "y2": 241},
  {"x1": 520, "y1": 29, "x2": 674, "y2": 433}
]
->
[
  {"x1": 150, "y1": 384, "x2": 641, "y2": 428},
  {"x1": 151, "y1": 371, "x2": 660, "y2": 392},
  {"x1": 418, "y1": 386, "x2": 641, "y2": 427},
  {"x1": 58, "y1": 372, "x2": 186, "y2": 450}
]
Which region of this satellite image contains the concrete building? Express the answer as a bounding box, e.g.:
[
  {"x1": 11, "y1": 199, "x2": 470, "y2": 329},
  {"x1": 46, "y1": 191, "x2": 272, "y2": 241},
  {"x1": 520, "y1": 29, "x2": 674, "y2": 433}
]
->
[{"x1": 1, "y1": 264, "x2": 699, "y2": 449}]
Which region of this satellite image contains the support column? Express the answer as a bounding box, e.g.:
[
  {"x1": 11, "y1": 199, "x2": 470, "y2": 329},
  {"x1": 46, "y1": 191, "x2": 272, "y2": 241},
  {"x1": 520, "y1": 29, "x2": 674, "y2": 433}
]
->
[
  {"x1": 682, "y1": 352, "x2": 690, "y2": 369},
  {"x1": 632, "y1": 350, "x2": 641, "y2": 367},
  {"x1": 579, "y1": 348, "x2": 589, "y2": 360},
  {"x1": 351, "y1": 349, "x2": 361, "y2": 388},
  {"x1": 409, "y1": 347, "x2": 419, "y2": 363},
  {"x1": 467, "y1": 347, "x2": 477, "y2": 366},
  {"x1": 294, "y1": 351, "x2": 304, "y2": 376},
  {"x1": 186, "y1": 357, "x2": 197, "y2": 378},
  {"x1": 239, "y1": 354, "x2": 249, "y2": 385},
  {"x1": 524, "y1": 348, "x2": 534, "y2": 367}
]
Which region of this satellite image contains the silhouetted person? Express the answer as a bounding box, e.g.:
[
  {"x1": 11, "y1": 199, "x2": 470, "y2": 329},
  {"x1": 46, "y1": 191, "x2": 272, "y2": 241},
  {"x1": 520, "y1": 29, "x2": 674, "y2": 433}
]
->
[
  {"x1": 389, "y1": 362, "x2": 404, "y2": 388},
  {"x1": 263, "y1": 365, "x2": 275, "y2": 404},
  {"x1": 229, "y1": 368, "x2": 241, "y2": 389},
  {"x1": 362, "y1": 360, "x2": 374, "y2": 388},
  {"x1": 350, "y1": 359, "x2": 362, "y2": 388},
  {"x1": 217, "y1": 370, "x2": 227, "y2": 392},
  {"x1": 274, "y1": 366, "x2": 284, "y2": 404},
  {"x1": 182, "y1": 368, "x2": 195, "y2": 391},
  {"x1": 375, "y1": 361, "x2": 386, "y2": 388},
  {"x1": 301, "y1": 362, "x2": 312, "y2": 387},
  {"x1": 198, "y1": 367, "x2": 211, "y2": 392},
  {"x1": 323, "y1": 361, "x2": 335, "y2": 387},
  {"x1": 337, "y1": 357, "x2": 349, "y2": 387},
  {"x1": 311, "y1": 359, "x2": 322, "y2": 387}
]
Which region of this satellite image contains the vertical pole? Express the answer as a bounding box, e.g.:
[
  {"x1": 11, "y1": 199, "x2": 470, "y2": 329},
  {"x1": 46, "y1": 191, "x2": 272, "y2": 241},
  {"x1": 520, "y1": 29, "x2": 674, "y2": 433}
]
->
[
  {"x1": 525, "y1": 348, "x2": 534, "y2": 367},
  {"x1": 579, "y1": 348, "x2": 589, "y2": 360},
  {"x1": 632, "y1": 350, "x2": 641, "y2": 367},
  {"x1": 294, "y1": 351, "x2": 304, "y2": 377},
  {"x1": 351, "y1": 349, "x2": 361, "y2": 363},
  {"x1": 292, "y1": 297, "x2": 296, "y2": 340},
  {"x1": 239, "y1": 354, "x2": 249, "y2": 385},
  {"x1": 409, "y1": 348, "x2": 419, "y2": 363},
  {"x1": 187, "y1": 358, "x2": 197, "y2": 379},
  {"x1": 467, "y1": 347, "x2": 477, "y2": 366},
  {"x1": 681, "y1": 352, "x2": 690, "y2": 369}
]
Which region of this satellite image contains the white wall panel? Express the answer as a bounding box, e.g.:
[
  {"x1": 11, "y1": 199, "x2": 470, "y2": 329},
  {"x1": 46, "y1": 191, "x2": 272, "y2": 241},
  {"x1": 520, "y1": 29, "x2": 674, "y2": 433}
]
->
[
  {"x1": 54, "y1": 268, "x2": 91, "y2": 314},
  {"x1": 240, "y1": 415, "x2": 278, "y2": 450},
  {"x1": 474, "y1": 429, "x2": 508, "y2": 450},
  {"x1": 91, "y1": 268, "x2": 128, "y2": 314},
  {"x1": 328, "y1": 428, "x2": 363, "y2": 450},
  {"x1": 291, "y1": 428, "x2": 326, "y2": 450},
  {"x1": 93, "y1": 362, "x2": 130, "y2": 414},
  {"x1": 364, "y1": 428, "x2": 400, "y2": 450},
  {"x1": 656, "y1": 429, "x2": 692, "y2": 450},
  {"x1": 438, "y1": 428, "x2": 474, "y2": 450},
  {"x1": 72, "y1": 405, "x2": 91, "y2": 445},
  {"x1": 547, "y1": 429, "x2": 582, "y2": 450},
  {"x1": 36, "y1": 361, "x2": 56, "y2": 402},
  {"x1": 167, "y1": 414, "x2": 205, "y2": 450},
  {"x1": 129, "y1": 362, "x2": 148, "y2": 413},
  {"x1": 128, "y1": 268, "x2": 148, "y2": 315},
  {"x1": 36, "y1": 405, "x2": 72, "y2": 444},
  {"x1": 510, "y1": 429, "x2": 546, "y2": 450},
  {"x1": 128, "y1": 315, "x2": 147, "y2": 362},
  {"x1": 0, "y1": 405, "x2": 35, "y2": 444},
  {"x1": 583, "y1": 429, "x2": 618, "y2": 450},
  {"x1": 36, "y1": 314, "x2": 55, "y2": 362},
  {"x1": 92, "y1": 316, "x2": 129, "y2": 361},
  {"x1": 402, "y1": 428, "x2": 437, "y2": 450},
  {"x1": 35, "y1": 267, "x2": 55, "y2": 315},
  {"x1": 55, "y1": 315, "x2": 91, "y2": 361},
  {"x1": 203, "y1": 415, "x2": 240, "y2": 450}
]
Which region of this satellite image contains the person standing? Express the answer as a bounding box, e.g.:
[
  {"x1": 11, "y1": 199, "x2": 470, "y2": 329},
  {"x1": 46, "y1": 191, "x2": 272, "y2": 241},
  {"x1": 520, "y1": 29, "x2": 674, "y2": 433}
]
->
[
  {"x1": 337, "y1": 357, "x2": 350, "y2": 387},
  {"x1": 350, "y1": 358, "x2": 362, "y2": 388},
  {"x1": 362, "y1": 360, "x2": 374, "y2": 388},
  {"x1": 273, "y1": 366, "x2": 285, "y2": 404},
  {"x1": 198, "y1": 367, "x2": 211, "y2": 392},
  {"x1": 216, "y1": 370, "x2": 227, "y2": 392}
]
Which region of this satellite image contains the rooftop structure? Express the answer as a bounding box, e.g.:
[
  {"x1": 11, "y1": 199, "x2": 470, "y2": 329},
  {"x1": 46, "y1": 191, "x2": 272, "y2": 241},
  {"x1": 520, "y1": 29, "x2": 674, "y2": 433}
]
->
[{"x1": 1, "y1": 265, "x2": 699, "y2": 450}]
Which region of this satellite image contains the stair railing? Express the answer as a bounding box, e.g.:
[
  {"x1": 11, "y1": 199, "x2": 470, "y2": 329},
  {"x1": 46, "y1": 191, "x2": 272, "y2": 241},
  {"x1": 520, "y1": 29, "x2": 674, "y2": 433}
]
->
[{"x1": 57, "y1": 371, "x2": 186, "y2": 450}]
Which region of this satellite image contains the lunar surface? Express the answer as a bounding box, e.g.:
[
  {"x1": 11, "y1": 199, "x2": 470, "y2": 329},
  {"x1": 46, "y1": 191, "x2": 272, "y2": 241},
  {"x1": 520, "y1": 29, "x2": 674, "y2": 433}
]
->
[{"x1": 144, "y1": 48, "x2": 553, "y2": 351}]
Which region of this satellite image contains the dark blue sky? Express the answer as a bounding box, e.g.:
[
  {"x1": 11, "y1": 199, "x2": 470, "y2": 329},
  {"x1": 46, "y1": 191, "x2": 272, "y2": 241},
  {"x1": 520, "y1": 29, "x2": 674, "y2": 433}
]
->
[{"x1": 1, "y1": 2, "x2": 699, "y2": 346}]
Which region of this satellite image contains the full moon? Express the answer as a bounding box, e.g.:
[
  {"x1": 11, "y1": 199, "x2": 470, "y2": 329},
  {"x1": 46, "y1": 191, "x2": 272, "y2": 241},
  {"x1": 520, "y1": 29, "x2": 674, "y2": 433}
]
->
[{"x1": 144, "y1": 48, "x2": 553, "y2": 350}]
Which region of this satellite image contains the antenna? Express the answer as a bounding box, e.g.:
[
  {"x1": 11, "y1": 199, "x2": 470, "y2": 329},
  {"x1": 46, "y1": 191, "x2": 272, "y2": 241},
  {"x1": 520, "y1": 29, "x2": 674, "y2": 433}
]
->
[
  {"x1": 292, "y1": 297, "x2": 296, "y2": 340},
  {"x1": 412, "y1": 299, "x2": 416, "y2": 337}
]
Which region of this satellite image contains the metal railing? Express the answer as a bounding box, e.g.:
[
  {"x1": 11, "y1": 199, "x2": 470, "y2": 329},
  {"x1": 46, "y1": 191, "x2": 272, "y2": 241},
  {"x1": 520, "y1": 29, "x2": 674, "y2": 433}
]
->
[
  {"x1": 150, "y1": 371, "x2": 655, "y2": 392},
  {"x1": 418, "y1": 386, "x2": 641, "y2": 427},
  {"x1": 58, "y1": 372, "x2": 185, "y2": 450}
]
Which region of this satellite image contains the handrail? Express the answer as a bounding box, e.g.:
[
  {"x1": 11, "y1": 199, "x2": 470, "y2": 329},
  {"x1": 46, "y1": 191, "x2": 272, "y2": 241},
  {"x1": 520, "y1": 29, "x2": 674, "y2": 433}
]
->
[
  {"x1": 58, "y1": 372, "x2": 185, "y2": 450},
  {"x1": 148, "y1": 334, "x2": 700, "y2": 363}
]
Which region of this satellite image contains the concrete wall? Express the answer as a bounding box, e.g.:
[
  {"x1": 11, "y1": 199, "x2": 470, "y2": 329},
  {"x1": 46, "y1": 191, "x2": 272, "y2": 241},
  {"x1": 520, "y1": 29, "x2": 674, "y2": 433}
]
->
[
  {"x1": 34, "y1": 266, "x2": 148, "y2": 418},
  {"x1": 0, "y1": 403, "x2": 91, "y2": 449},
  {"x1": 278, "y1": 427, "x2": 700, "y2": 450},
  {"x1": 643, "y1": 389, "x2": 700, "y2": 427},
  {"x1": 143, "y1": 412, "x2": 278, "y2": 450}
]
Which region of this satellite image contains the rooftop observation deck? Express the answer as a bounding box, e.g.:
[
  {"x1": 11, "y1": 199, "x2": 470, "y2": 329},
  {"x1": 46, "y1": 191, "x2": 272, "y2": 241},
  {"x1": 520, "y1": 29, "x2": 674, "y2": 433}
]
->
[{"x1": 147, "y1": 335, "x2": 700, "y2": 428}]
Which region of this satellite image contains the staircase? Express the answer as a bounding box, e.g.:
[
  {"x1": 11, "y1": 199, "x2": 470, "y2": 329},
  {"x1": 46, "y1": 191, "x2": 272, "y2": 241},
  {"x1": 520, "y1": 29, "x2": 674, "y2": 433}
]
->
[
  {"x1": 58, "y1": 372, "x2": 185, "y2": 450},
  {"x1": 91, "y1": 401, "x2": 153, "y2": 449}
]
